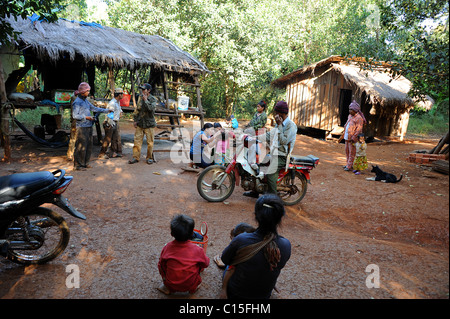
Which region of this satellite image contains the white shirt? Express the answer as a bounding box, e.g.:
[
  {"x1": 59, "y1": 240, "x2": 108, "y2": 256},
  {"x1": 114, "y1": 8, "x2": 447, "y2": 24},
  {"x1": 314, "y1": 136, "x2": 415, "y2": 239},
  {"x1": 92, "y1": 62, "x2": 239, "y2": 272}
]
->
[{"x1": 106, "y1": 98, "x2": 123, "y2": 124}]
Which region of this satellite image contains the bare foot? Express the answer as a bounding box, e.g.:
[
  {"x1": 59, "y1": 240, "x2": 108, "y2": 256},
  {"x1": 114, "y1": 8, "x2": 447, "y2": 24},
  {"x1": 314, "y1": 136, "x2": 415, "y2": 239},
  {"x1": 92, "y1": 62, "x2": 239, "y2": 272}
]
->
[{"x1": 157, "y1": 283, "x2": 171, "y2": 295}]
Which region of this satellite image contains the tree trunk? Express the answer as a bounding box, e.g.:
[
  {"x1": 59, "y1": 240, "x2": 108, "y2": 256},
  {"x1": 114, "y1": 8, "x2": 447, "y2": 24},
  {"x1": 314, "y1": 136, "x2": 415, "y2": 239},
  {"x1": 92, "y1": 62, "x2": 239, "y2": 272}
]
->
[
  {"x1": 225, "y1": 80, "x2": 233, "y2": 117},
  {"x1": 0, "y1": 59, "x2": 11, "y2": 162}
]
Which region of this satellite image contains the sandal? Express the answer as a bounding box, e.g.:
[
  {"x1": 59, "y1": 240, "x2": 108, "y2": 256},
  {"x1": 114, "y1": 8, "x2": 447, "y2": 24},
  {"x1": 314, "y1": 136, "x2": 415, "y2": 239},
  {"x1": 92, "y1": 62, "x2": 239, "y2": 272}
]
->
[{"x1": 214, "y1": 254, "x2": 226, "y2": 268}]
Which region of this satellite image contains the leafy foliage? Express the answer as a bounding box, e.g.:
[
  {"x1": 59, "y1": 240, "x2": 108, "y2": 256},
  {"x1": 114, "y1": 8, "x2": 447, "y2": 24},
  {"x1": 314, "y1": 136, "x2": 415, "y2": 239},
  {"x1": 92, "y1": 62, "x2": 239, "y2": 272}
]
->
[
  {"x1": 103, "y1": 0, "x2": 382, "y2": 118},
  {"x1": 0, "y1": 0, "x2": 63, "y2": 45},
  {"x1": 4, "y1": 0, "x2": 448, "y2": 121},
  {"x1": 375, "y1": 0, "x2": 449, "y2": 101}
]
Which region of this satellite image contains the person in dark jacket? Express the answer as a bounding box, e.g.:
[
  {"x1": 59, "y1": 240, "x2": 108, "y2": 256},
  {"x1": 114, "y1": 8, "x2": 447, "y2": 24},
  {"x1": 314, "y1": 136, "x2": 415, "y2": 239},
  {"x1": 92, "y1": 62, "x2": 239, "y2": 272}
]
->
[{"x1": 129, "y1": 83, "x2": 157, "y2": 165}]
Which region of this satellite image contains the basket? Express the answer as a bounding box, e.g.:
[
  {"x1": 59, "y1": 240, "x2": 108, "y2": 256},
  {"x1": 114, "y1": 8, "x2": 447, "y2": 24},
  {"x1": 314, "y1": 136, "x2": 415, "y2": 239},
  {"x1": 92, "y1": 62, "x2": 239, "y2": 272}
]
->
[
  {"x1": 54, "y1": 90, "x2": 73, "y2": 103},
  {"x1": 189, "y1": 222, "x2": 208, "y2": 253}
]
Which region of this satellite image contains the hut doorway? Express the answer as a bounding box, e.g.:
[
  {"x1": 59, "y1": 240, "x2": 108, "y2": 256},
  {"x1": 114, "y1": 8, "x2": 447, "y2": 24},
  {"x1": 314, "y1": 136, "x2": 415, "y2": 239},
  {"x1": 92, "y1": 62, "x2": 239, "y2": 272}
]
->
[{"x1": 338, "y1": 89, "x2": 352, "y2": 126}]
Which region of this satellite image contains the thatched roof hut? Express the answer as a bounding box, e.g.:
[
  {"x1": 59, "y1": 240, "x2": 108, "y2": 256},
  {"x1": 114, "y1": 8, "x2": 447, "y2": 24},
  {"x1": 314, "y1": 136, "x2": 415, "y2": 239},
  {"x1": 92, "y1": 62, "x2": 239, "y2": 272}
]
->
[
  {"x1": 4, "y1": 16, "x2": 208, "y2": 74},
  {"x1": 1, "y1": 16, "x2": 209, "y2": 99},
  {"x1": 272, "y1": 55, "x2": 434, "y2": 140},
  {"x1": 0, "y1": 16, "x2": 209, "y2": 161}
]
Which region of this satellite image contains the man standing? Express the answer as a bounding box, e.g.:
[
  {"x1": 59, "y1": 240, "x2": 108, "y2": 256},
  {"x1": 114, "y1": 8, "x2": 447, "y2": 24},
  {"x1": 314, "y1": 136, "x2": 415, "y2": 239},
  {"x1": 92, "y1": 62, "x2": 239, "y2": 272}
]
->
[
  {"x1": 98, "y1": 87, "x2": 124, "y2": 159},
  {"x1": 72, "y1": 82, "x2": 111, "y2": 170},
  {"x1": 265, "y1": 101, "x2": 297, "y2": 194},
  {"x1": 129, "y1": 83, "x2": 157, "y2": 165}
]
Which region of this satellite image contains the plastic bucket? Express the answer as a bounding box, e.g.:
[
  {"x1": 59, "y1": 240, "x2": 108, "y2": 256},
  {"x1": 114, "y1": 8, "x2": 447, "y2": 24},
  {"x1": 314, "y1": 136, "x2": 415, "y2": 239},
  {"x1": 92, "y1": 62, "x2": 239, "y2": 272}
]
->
[
  {"x1": 177, "y1": 96, "x2": 189, "y2": 111},
  {"x1": 188, "y1": 222, "x2": 208, "y2": 253}
]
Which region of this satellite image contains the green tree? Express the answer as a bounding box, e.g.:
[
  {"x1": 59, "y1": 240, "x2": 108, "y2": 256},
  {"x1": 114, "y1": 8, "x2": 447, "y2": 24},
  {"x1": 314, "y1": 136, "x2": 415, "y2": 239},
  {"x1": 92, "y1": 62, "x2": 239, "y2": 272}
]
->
[
  {"x1": 376, "y1": 0, "x2": 449, "y2": 100},
  {"x1": 80, "y1": 0, "x2": 384, "y2": 118},
  {"x1": 1, "y1": 0, "x2": 63, "y2": 45}
]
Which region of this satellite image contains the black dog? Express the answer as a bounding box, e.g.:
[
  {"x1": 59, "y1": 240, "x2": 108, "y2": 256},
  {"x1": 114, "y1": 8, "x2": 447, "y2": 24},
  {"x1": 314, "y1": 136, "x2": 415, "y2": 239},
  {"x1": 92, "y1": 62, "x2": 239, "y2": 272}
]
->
[{"x1": 366, "y1": 165, "x2": 403, "y2": 183}]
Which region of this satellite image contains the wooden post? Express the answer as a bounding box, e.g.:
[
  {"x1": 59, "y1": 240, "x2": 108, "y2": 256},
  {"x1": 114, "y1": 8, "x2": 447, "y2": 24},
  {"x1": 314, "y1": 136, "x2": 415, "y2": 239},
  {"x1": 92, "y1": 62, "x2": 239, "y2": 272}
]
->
[
  {"x1": 108, "y1": 67, "x2": 115, "y2": 98},
  {"x1": 67, "y1": 95, "x2": 76, "y2": 161},
  {"x1": 131, "y1": 70, "x2": 136, "y2": 109}
]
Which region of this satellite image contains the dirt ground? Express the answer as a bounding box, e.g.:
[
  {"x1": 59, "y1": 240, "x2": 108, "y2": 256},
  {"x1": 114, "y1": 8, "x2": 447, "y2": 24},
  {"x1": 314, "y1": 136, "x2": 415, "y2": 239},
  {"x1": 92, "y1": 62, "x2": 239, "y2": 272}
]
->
[{"x1": 0, "y1": 118, "x2": 448, "y2": 300}]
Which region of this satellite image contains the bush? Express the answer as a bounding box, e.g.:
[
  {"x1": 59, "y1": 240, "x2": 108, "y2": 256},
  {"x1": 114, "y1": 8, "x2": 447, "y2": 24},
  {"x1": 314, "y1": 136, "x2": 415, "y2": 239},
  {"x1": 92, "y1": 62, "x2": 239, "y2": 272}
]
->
[
  {"x1": 407, "y1": 97, "x2": 449, "y2": 136},
  {"x1": 13, "y1": 107, "x2": 72, "y2": 130}
]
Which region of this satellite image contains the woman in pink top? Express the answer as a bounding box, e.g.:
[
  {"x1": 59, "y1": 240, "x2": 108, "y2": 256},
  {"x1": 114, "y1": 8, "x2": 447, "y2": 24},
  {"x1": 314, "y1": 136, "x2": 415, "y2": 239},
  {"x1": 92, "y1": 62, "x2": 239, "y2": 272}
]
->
[{"x1": 338, "y1": 101, "x2": 366, "y2": 171}]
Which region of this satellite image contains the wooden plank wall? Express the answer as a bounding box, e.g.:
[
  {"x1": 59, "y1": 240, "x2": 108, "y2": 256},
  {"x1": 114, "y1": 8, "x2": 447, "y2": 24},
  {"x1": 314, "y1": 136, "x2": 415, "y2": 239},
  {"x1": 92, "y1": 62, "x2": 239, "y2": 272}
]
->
[
  {"x1": 287, "y1": 68, "x2": 352, "y2": 132},
  {"x1": 286, "y1": 67, "x2": 412, "y2": 139}
]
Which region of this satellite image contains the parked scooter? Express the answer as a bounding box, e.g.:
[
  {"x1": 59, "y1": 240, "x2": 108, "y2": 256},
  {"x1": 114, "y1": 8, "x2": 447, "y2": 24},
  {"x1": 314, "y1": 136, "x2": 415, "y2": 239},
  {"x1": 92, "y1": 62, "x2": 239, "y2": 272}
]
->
[
  {"x1": 197, "y1": 134, "x2": 319, "y2": 206},
  {"x1": 0, "y1": 169, "x2": 85, "y2": 265}
]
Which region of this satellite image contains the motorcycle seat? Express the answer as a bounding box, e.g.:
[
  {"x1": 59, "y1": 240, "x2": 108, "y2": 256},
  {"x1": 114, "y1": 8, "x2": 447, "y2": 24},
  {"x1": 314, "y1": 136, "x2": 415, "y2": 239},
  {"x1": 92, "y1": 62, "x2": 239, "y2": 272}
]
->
[
  {"x1": 290, "y1": 155, "x2": 319, "y2": 166},
  {"x1": 0, "y1": 171, "x2": 55, "y2": 204}
]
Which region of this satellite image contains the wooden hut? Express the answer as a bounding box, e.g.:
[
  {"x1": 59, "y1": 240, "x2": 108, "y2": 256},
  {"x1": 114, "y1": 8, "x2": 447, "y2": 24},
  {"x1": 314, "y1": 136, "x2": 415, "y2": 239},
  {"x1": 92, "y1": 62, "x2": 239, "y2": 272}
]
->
[
  {"x1": 271, "y1": 55, "x2": 433, "y2": 140},
  {"x1": 0, "y1": 16, "x2": 209, "y2": 160}
]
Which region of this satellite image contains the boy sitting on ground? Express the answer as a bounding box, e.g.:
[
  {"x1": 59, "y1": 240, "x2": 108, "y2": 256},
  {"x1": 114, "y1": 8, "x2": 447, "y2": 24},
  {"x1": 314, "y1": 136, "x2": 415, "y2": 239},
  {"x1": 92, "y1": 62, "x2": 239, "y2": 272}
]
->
[{"x1": 157, "y1": 214, "x2": 210, "y2": 295}]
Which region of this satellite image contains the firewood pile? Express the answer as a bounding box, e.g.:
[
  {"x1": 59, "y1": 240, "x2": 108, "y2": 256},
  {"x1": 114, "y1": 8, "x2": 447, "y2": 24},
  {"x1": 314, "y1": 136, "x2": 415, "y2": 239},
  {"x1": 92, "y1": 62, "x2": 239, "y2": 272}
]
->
[{"x1": 430, "y1": 131, "x2": 449, "y2": 175}]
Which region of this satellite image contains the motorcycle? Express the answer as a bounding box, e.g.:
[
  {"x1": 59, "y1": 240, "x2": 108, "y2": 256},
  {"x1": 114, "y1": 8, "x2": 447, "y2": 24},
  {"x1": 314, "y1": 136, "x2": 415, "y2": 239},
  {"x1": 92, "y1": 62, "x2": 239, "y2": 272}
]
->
[
  {"x1": 197, "y1": 134, "x2": 319, "y2": 206},
  {"x1": 0, "y1": 169, "x2": 85, "y2": 265}
]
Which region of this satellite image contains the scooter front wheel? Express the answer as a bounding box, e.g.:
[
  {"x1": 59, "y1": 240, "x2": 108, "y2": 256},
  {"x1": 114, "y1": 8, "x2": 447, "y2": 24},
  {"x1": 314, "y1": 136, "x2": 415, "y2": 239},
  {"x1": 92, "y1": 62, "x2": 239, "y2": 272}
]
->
[
  {"x1": 6, "y1": 207, "x2": 70, "y2": 265},
  {"x1": 197, "y1": 165, "x2": 235, "y2": 202}
]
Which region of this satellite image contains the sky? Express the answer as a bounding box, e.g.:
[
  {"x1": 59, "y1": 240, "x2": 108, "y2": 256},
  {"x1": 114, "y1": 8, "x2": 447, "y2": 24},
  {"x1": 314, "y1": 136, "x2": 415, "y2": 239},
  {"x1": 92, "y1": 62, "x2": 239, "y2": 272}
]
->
[{"x1": 86, "y1": 0, "x2": 109, "y2": 22}]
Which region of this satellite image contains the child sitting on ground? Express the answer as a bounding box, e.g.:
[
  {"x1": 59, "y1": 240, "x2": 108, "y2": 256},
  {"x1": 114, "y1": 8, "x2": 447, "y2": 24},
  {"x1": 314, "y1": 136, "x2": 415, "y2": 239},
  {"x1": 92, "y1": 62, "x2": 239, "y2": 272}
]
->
[
  {"x1": 226, "y1": 115, "x2": 239, "y2": 130},
  {"x1": 213, "y1": 223, "x2": 256, "y2": 299},
  {"x1": 157, "y1": 214, "x2": 210, "y2": 295}
]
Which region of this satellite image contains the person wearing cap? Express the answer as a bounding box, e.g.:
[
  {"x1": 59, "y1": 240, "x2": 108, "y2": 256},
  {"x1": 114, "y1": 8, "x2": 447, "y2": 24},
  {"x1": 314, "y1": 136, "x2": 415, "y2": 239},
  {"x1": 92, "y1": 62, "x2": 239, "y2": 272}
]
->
[
  {"x1": 129, "y1": 83, "x2": 157, "y2": 164},
  {"x1": 72, "y1": 82, "x2": 112, "y2": 170},
  {"x1": 244, "y1": 101, "x2": 297, "y2": 197},
  {"x1": 338, "y1": 100, "x2": 366, "y2": 171},
  {"x1": 98, "y1": 87, "x2": 124, "y2": 159}
]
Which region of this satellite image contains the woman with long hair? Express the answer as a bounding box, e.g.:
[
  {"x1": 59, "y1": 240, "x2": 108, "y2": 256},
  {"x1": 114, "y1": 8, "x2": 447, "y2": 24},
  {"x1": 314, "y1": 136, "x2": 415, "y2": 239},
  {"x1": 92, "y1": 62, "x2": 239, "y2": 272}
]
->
[{"x1": 220, "y1": 194, "x2": 291, "y2": 299}]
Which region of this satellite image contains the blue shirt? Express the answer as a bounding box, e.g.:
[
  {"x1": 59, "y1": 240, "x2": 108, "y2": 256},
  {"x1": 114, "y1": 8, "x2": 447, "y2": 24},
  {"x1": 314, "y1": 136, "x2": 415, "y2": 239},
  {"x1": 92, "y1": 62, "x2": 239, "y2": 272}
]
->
[
  {"x1": 190, "y1": 130, "x2": 208, "y2": 155},
  {"x1": 221, "y1": 229, "x2": 291, "y2": 299},
  {"x1": 72, "y1": 96, "x2": 109, "y2": 128},
  {"x1": 231, "y1": 118, "x2": 239, "y2": 129}
]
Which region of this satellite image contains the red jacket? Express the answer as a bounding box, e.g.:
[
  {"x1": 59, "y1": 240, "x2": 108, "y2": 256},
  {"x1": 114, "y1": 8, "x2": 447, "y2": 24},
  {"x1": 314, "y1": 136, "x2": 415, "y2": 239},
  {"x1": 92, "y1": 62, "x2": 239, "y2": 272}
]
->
[{"x1": 158, "y1": 240, "x2": 210, "y2": 293}]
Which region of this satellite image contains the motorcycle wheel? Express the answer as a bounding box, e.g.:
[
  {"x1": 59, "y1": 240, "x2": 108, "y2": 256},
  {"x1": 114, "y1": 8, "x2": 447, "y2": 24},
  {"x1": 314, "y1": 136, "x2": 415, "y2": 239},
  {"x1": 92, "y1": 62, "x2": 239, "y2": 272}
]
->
[
  {"x1": 197, "y1": 165, "x2": 235, "y2": 202},
  {"x1": 278, "y1": 171, "x2": 308, "y2": 206},
  {"x1": 6, "y1": 207, "x2": 70, "y2": 265}
]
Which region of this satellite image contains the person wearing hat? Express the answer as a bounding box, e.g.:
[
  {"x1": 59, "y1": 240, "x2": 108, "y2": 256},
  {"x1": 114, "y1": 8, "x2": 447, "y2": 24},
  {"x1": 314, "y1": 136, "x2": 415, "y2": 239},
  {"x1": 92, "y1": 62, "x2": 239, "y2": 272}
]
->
[
  {"x1": 244, "y1": 101, "x2": 297, "y2": 197},
  {"x1": 72, "y1": 82, "x2": 112, "y2": 170},
  {"x1": 129, "y1": 83, "x2": 157, "y2": 164},
  {"x1": 338, "y1": 100, "x2": 366, "y2": 171},
  {"x1": 98, "y1": 87, "x2": 124, "y2": 159}
]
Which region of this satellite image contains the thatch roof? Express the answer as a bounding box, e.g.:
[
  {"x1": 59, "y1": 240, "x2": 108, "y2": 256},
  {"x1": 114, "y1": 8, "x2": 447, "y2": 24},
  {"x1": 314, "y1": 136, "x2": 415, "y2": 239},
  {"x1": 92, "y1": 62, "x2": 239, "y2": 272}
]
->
[
  {"x1": 272, "y1": 55, "x2": 433, "y2": 109},
  {"x1": 3, "y1": 16, "x2": 209, "y2": 75}
]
